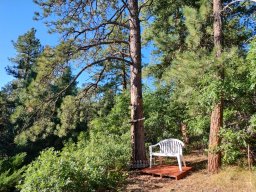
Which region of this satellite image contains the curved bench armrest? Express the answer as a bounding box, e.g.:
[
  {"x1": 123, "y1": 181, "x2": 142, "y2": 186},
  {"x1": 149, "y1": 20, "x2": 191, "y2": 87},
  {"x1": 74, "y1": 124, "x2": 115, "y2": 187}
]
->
[
  {"x1": 150, "y1": 143, "x2": 160, "y2": 148},
  {"x1": 149, "y1": 143, "x2": 160, "y2": 154}
]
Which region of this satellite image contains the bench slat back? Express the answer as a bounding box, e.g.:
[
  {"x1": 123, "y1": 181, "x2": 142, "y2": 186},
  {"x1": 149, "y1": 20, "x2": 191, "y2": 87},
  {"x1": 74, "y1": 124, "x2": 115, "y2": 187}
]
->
[{"x1": 159, "y1": 139, "x2": 184, "y2": 155}]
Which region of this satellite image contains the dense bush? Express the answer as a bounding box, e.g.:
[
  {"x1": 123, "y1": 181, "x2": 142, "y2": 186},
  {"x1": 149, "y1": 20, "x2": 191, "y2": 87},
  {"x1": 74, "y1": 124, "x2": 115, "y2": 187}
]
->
[
  {"x1": 143, "y1": 88, "x2": 182, "y2": 144},
  {"x1": 219, "y1": 128, "x2": 248, "y2": 165},
  {"x1": 18, "y1": 131, "x2": 130, "y2": 192},
  {"x1": 0, "y1": 153, "x2": 26, "y2": 192},
  {"x1": 90, "y1": 91, "x2": 130, "y2": 136}
]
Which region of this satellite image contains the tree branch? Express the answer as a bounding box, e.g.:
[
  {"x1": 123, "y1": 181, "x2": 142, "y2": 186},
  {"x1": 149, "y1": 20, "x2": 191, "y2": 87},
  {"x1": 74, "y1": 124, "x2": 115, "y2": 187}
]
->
[
  {"x1": 73, "y1": 21, "x2": 129, "y2": 39},
  {"x1": 78, "y1": 40, "x2": 129, "y2": 51},
  {"x1": 107, "y1": 56, "x2": 132, "y2": 65},
  {"x1": 51, "y1": 56, "x2": 132, "y2": 101},
  {"x1": 79, "y1": 65, "x2": 106, "y2": 97},
  {"x1": 139, "y1": 0, "x2": 153, "y2": 13},
  {"x1": 222, "y1": 0, "x2": 256, "y2": 11},
  {"x1": 112, "y1": 51, "x2": 130, "y2": 58}
]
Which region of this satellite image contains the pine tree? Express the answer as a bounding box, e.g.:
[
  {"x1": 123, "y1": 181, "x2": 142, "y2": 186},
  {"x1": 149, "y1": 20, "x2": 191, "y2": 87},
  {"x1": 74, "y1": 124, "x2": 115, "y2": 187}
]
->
[
  {"x1": 208, "y1": 0, "x2": 223, "y2": 174},
  {"x1": 208, "y1": 0, "x2": 256, "y2": 173},
  {"x1": 34, "y1": 0, "x2": 150, "y2": 167},
  {"x1": 0, "y1": 29, "x2": 42, "y2": 155},
  {"x1": 0, "y1": 88, "x2": 14, "y2": 156},
  {"x1": 6, "y1": 28, "x2": 42, "y2": 87},
  {"x1": 13, "y1": 44, "x2": 79, "y2": 144}
]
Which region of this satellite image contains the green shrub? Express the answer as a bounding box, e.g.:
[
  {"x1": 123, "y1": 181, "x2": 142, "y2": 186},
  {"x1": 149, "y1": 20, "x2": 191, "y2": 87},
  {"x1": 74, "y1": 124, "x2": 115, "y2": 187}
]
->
[
  {"x1": 220, "y1": 128, "x2": 247, "y2": 165},
  {"x1": 17, "y1": 148, "x2": 87, "y2": 192},
  {"x1": 18, "y1": 132, "x2": 130, "y2": 192},
  {"x1": 18, "y1": 92, "x2": 131, "y2": 192},
  {"x1": 0, "y1": 153, "x2": 26, "y2": 192},
  {"x1": 79, "y1": 132, "x2": 130, "y2": 190}
]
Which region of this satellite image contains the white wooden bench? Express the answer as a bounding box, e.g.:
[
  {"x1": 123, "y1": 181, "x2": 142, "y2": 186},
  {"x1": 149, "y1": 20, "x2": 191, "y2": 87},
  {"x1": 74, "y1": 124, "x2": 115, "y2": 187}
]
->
[{"x1": 149, "y1": 138, "x2": 186, "y2": 171}]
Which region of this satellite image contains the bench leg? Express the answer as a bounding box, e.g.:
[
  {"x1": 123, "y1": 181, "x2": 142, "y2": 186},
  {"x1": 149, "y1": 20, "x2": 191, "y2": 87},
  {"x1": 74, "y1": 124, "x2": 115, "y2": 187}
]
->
[
  {"x1": 150, "y1": 155, "x2": 152, "y2": 168},
  {"x1": 159, "y1": 157, "x2": 163, "y2": 165},
  {"x1": 182, "y1": 155, "x2": 186, "y2": 167},
  {"x1": 177, "y1": 155, "x2": 182, "y2": 172}
]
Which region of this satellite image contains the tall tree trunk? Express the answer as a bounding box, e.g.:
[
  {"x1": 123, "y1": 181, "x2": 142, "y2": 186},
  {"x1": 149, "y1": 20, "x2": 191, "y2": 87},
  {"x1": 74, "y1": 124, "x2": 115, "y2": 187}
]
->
[
  {"x1": 208, "y1": 0, "x2": 223, "y2": 173},
  {"x1": 128, "y1": 0, "x2": 147, "y2": 168},
  {"x1": 208, "y1": 102, "x2": 223, "y2": 173}
]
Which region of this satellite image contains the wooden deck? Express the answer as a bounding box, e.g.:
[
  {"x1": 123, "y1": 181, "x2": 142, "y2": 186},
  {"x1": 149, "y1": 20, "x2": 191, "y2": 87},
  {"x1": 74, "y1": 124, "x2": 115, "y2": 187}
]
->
[{"x1": 141, "y1": 165, "x2": 192, "y2": 180}]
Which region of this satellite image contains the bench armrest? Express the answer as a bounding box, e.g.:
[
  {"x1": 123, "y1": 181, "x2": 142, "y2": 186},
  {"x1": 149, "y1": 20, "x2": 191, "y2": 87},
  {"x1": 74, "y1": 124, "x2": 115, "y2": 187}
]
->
[{"x1": 149, "y1": 143, "x2": 160, "y2": 154}]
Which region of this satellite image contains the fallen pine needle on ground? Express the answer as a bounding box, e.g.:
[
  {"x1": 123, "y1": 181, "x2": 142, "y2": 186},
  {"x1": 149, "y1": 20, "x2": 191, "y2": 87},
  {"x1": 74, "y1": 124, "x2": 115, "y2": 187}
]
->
[{"x1": 125, "y1": 153, "x2": 256, "y2": 192}]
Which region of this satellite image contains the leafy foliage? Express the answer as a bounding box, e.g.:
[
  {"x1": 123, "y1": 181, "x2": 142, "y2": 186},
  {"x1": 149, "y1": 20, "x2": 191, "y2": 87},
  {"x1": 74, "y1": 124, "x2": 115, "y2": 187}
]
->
[
  {"x1": 0, "y1": 89, "x2": 15, "y2": 156},
  {"x1": 144, "y1": 0, "x2": 256, "y2": 165},
  {"x1": 219, "y1": 128, "x2": 248, "y2": 165},
  {"x1": 18, "y1": 92, "x2": 131, "y2": 191},
  {"x1": 13, "y1": 44, "x2": 80, "y2": 144},
  {"x1": 247, "y1": 38, "x2": 256, "y2": 89},
  {"x1": 90, "y1": 91, "x2": 130, "y2": 135},
  {"x1": 0, "y1": 153, "x2": 26, "y2": 192},
  {"x1": 6, "y1": 28, "x2": 42, "y2": 86},
  {"x1": 143, "y1": 87, "x2": 185, "y2": 143},
  {"x1": 18, "y1": 132, "x2": 129, "y2": 192},
  {"x1": 1, "y1": 2, "x2": 256, "y2": 192}
]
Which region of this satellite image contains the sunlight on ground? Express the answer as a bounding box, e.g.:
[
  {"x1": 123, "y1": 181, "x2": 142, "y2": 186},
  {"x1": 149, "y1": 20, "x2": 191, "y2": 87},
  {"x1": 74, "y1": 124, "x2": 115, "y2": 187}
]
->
[
  {"x1": 126, "y1": 154, "x2": 256, "y2": 192},
  {"x1": 208, "y1": 167, "x2": 256, "y2": 192}
]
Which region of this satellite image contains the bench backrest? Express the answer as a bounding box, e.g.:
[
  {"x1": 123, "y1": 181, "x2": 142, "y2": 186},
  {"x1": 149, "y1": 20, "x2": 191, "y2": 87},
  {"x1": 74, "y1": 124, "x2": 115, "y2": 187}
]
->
[{"x1": 159, "y1": 139, "x2": 184, "y2": 155}]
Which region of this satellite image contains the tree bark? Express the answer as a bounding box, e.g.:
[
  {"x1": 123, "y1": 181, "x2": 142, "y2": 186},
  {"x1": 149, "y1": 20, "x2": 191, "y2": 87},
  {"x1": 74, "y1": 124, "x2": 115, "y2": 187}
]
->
[
  {"x1": 122, "y1": 62, "x2": 127, "y2": 90},
  {"x1": 208, "y1": 102, "x2": 223, "y2": 173},
  {"x1": 128, "y1": 0, "x2": 147, "y2": 168},
  {"x1": 208, "y1": 0, "x2": 223, "y2": 174},
  {"x1": 181, "y1": 123, "x2": 189, "y2": 144}
]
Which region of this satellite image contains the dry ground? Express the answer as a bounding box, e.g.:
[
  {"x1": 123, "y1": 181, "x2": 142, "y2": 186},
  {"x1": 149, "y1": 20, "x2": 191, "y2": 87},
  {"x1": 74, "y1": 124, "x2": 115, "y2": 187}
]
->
[{"x1": 125, "y1": 153, "x2": 256, "y2": 192}]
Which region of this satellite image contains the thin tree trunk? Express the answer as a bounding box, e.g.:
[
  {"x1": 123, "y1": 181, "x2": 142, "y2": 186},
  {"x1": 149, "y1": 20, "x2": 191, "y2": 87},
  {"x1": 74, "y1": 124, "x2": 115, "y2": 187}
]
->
[
  {"x1": 248, "y1": 144, "x2": 252, "y2": 171},
  {"x1": 181, "y1": 123, "x2": 189, "y2": 144},
  {"x1": 208, "y1": 0, "x2": 223, "y2": 173},
  {"x1": 128, "y1": 0, "x2": 147, "y2": 168},
  {"x1": 122, "y1": 62, "x2": 127, "y2": 90}
]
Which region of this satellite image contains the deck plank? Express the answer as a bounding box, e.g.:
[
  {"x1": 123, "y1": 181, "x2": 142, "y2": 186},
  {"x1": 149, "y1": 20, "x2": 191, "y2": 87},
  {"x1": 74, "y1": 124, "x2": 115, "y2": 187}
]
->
[{"x1": 141, "y1": 165, "x2": 192, "y2": 180}]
